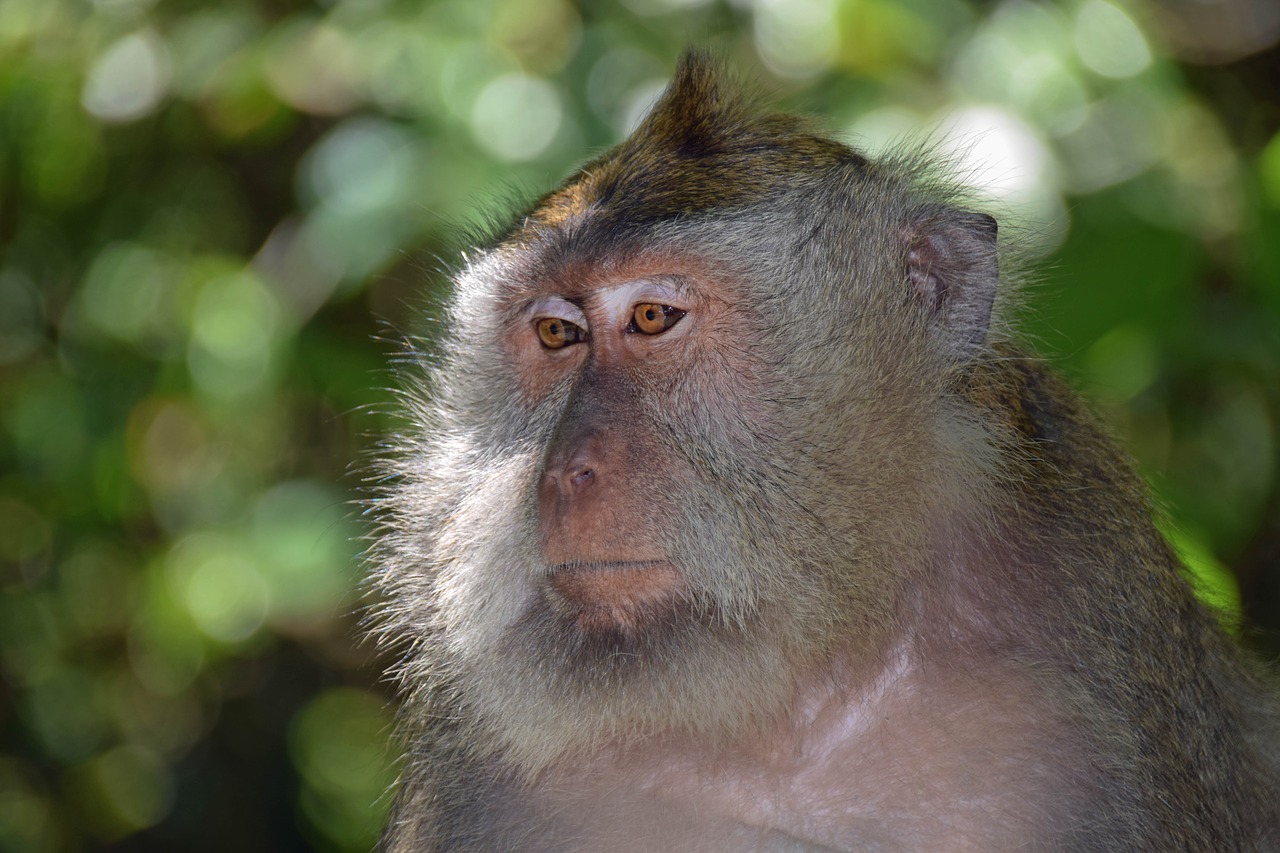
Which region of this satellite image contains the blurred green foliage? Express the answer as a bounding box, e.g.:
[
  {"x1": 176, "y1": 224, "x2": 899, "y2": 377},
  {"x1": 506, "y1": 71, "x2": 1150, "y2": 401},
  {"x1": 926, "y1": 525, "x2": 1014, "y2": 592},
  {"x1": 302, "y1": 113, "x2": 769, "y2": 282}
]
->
[{"x1": 0, "y1": 0, "x2": 1277, "y2": 850}]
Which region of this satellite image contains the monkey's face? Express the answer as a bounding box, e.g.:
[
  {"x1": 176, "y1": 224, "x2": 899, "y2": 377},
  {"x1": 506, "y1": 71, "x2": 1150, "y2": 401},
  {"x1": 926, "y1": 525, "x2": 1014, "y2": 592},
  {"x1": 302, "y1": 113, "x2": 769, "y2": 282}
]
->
[
  {"x1": 405, "y1": 232, "x2": 917, "y2": 773},
  {"x1": 527, "y1": 277, "x2": 698, "y2": 639},
  {"x1": 509, "y1": 259, "x2": 794, "y2": 643},
  {"x1": 503, "y1": 253, "x2": 811, "y2": 618}
]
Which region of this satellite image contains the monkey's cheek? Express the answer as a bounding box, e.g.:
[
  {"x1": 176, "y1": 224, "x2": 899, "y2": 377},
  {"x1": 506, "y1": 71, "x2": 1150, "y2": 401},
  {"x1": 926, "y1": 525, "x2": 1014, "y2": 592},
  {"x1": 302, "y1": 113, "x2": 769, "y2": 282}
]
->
[{"x1": 545, "y1": 561, "x2": 685, "y2": 634}]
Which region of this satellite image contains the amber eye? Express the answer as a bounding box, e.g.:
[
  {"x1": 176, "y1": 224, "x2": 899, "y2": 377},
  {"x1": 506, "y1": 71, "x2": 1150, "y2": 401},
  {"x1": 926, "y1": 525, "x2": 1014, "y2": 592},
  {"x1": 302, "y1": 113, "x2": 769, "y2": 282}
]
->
[
  {"x1": 630, "y1": 303, "x2": 686, "y2": 335},
  {"x1": 536, "y1": 317, "x2": 588, "y2": 349}
]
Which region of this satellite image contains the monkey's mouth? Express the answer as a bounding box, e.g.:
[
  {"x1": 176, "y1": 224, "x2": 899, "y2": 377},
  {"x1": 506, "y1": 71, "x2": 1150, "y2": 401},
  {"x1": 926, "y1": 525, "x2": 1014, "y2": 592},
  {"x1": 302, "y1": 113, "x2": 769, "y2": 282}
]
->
[{"x1": 546, "y1": 560, "x2": 685, "y2": 634}]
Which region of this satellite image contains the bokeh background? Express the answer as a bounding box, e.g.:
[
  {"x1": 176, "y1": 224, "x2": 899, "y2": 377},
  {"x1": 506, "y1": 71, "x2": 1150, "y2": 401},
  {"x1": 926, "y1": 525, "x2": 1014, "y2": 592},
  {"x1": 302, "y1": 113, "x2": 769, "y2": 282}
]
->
[{"x1": 1, "y1": 0, "x2": 1278, "y2": 850}]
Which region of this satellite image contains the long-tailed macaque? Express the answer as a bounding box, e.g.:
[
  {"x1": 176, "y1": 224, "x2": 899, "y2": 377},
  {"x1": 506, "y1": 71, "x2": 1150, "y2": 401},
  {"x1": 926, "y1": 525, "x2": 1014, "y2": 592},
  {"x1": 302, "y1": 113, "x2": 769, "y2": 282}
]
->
[{"x1": 368, "y1": 53, "x2": 1280, "y2": 851}]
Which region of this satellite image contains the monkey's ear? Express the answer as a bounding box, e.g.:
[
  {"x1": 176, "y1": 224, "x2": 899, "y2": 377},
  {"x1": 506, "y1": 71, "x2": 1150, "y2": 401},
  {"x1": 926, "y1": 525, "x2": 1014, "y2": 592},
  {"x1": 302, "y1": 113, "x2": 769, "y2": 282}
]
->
[{"x1": 904, "y1": 207, "x2": 998, "y2": 358}]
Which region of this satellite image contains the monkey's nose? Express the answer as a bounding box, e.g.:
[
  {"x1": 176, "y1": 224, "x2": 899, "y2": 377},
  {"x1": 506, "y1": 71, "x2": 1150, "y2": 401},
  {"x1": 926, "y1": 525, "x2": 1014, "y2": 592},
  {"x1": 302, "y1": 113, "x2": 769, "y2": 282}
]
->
[
  {"x1": 541, "y1": 451, "x2": 600, "y2": 503},
  {"x1": 543, "y1": 428, "x2": 607, "y2": 501},
  {"x1": 555, "y1": 446, "x2": 601, "y2": 497}
]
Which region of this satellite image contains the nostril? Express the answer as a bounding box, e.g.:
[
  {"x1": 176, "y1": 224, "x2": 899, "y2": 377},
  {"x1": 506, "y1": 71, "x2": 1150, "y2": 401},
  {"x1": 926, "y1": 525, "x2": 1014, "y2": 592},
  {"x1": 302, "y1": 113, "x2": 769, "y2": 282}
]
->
[
  {"x1": 567, "y1": 465, "x2": 594, "y2": 490},
  {"x1": 545, "y1": 432, "x2": 604, "y2": 499}
]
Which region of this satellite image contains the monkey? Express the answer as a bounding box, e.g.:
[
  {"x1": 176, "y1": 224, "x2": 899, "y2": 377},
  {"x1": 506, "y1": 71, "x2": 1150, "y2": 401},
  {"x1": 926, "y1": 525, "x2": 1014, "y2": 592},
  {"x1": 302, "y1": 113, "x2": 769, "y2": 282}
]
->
[{"x1": 366, "y1": 52, "x2": 1280, "y2": 851}]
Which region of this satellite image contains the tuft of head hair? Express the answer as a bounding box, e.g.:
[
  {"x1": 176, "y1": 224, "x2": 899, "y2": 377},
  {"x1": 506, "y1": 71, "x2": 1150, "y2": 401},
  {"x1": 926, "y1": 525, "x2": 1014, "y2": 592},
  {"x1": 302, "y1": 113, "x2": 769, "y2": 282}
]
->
[{"x1": 516, "y1": 50, "x2": 862, "y2": 239}]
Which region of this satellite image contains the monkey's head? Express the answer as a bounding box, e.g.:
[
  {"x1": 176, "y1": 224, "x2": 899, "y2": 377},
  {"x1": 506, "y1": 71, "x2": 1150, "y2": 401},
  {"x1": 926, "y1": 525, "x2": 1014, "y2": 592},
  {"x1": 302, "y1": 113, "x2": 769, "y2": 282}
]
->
[{"x1": 373, "y1": 52, "x2": 1002, "y2": 775}]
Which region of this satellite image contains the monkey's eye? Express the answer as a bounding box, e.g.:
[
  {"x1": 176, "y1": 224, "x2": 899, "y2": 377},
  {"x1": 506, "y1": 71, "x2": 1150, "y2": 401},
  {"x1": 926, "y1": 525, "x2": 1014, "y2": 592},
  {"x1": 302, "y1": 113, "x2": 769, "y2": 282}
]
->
[
  {"x1": 629, "y1": 303, "x2": 686, "y2": 335},
  {"x1": 536, "y1": 317, "x2": 588, "y2": 349}
]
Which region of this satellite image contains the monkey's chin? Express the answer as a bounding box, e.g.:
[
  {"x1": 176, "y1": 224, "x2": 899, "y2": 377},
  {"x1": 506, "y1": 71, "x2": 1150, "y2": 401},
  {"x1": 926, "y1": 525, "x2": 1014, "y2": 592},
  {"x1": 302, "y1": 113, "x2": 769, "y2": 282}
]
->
[{"x1": 545, "y1": 560, "x2": 685, "y2": 635}]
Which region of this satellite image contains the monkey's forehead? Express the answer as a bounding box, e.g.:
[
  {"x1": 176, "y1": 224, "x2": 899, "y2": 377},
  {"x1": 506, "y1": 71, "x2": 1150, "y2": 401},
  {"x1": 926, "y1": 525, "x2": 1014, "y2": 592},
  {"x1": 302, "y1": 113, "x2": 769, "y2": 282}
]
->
[{"x1": 464, "y1": 239, "x2": 741, "y2": 310}]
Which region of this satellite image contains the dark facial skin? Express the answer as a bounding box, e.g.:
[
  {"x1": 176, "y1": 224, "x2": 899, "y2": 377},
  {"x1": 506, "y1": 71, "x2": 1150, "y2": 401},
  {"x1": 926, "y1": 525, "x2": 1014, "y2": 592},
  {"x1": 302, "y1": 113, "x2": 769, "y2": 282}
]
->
[{"x1": 517, "y1": 271, "x2": 741, "y2": 651}]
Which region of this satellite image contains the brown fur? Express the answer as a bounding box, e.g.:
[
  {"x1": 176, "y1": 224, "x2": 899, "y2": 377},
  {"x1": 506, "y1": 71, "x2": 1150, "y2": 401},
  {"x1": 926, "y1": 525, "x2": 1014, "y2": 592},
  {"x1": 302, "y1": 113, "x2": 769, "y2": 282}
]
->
[{"x1": 368, "y1": 51, "x2": 1280, "y2": 851}]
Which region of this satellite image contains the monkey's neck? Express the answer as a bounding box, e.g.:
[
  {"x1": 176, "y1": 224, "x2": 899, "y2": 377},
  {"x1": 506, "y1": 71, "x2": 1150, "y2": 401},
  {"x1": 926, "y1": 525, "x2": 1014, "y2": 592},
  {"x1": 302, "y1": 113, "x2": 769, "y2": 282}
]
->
[{"x1": 936, "y1": 344, "x2": 1219, "y2": 665}]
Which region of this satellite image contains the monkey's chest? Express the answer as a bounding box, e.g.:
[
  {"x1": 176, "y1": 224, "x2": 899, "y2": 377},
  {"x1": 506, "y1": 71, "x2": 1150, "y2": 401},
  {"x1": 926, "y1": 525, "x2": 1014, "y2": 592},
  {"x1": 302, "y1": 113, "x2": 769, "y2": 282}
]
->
[{"x1": 532, "y1": 680, "x2": 1063, "y2": 852}]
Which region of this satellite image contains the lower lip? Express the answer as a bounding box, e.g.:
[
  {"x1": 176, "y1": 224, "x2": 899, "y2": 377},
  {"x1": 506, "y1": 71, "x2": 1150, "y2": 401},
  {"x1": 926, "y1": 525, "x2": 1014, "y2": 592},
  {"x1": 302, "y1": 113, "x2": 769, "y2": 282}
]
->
[{"x1": 548, "y1": 560, "x2": 683, "y2": 614}]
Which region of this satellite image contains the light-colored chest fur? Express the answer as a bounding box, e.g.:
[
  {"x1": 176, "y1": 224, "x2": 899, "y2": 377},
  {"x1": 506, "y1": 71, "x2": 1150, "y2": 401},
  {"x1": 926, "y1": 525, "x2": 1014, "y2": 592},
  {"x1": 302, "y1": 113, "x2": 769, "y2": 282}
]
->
[{"x1": 529, "y1": 647, "x2": 1074, "y2": 852}]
